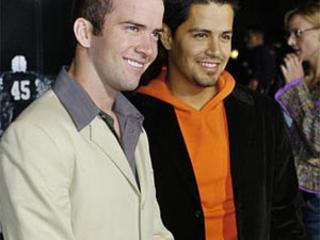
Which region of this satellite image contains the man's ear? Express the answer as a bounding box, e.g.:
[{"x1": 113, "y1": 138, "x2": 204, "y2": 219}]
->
[
  {"x1": 161, "y1": 24, "x2": 173, "y2": 50},
  {"x1": 73, "y1": 18, "x2": 93, "y2": 48}
]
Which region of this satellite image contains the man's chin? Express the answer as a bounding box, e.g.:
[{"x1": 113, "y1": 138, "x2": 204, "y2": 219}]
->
[{"x1": 124, "y1": 80, "x2": 141, "y2": 91}]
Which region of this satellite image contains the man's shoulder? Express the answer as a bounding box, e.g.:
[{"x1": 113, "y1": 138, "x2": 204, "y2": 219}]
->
[
  {"x1": 128, "y1": 85, "x2": 281, "y2": 117},
  {"x1": 228, "y1": 84, "x2": 256, "y2": 106},
  {"x1": 226, "y1": 84, "x2": 283, "y2": 117},
  {"x1": 16, "y1": 89, "x2": 66, "y2": 122},
  {"x1": 127, "y1": 91, "x2": 172, "y2": 116},
  {"x1": 6, "y1": 89, "x2": 74, "y2": 136}
]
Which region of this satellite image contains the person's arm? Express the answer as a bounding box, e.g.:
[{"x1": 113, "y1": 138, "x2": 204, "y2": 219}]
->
[
  {"x1": 275, "y1": 54, "x2": 320, "y2": 157},
  {"x1": 140, "y1": 130, "x2": 174, "y2": 240},
  {"x1": 280, "y1": 53, "x2": 304, "y2": 84},
  {"x1": 152, "y1": 192, "x2": 175, "y2": 240},
  {"x1": 275, "y1": 79, "x2": 320, "y2": 156},
  {"x1": 0, "y1": 121, "x2": 75, "y2": 240},
  {"x1": 270, "y1": 103, "x2": 306, "y2": 239},
  {"x1": 276, "y1": 53, "x2": 320, "y2": 156}
]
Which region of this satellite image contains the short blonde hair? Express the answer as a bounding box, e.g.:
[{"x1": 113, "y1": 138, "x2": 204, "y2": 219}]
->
[{"x1": 284, "y1": 2, "x2": 320, "y2": 28}]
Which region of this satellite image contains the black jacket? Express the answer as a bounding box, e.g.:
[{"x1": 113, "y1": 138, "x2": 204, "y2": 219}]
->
[{"x1": 129, "y1": 85, "x2": 306, "y2": 240}]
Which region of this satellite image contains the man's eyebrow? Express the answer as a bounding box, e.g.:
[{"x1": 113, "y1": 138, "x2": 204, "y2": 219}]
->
[
  {"x1": 188, "y1": 28, "x2": 233, "y2": 34},
  {"x1": 121, "y1": 21, "x2": 164, "y2": 32},
  {"x1": 188, "y1": 28, "x2": 211, "y2": 33},
  {"x1": 222, "y1": 30, "x2": 233, "y2": 34},
  {"x1": 154, "y1": 28, "x2": 164, "y2": 33},
  {"x1": 120, "y1": 21, "x2": 145, "y2": 28}
]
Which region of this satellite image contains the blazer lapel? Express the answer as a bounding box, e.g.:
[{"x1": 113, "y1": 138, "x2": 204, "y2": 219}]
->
[
  {"x1": 134, "y1": 137, "x2": 149, "y2": 205},
  {"x1": 88, "y1": 118, "x2": 140, "y2": 194}
]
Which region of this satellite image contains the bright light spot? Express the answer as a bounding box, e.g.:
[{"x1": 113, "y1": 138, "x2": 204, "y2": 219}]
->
[{"x1": 230, "y1": 49, "x2": 239, "y2": 59}]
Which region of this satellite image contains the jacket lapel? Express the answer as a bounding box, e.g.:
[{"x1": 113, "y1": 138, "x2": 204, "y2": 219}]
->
[
  {"x1": 88, "y1": 118, "x2": 140, "y2": 194},
  {"x1": 134, "y1": 135, "x2": 149, "y2": 205}
]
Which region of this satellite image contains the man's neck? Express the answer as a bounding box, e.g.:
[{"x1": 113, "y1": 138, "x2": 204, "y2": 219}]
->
[
  {"x1": 166, "y1": 76, "x2": 217, "y2": 111},
  {"x1": 68, "y1": 59, "x2": 117, "y2": 114}
]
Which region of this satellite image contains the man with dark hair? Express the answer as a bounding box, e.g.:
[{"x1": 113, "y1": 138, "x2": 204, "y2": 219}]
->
[
  {"x1": 130, "y1": 0, "x2": 306, "y2": 239},
  {"x1": 240, "y1": 25, "x2": 277, "y2": 94},
  {"x1": 71, "y1": 0, "x2": 114, "y2": 35},
  {"x1": 0, "y1": 0, "x2": 173, "y2": 239}
]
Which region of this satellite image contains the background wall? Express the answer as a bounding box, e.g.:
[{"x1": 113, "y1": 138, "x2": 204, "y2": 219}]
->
[
  {"x1": 0, "y1": 0, "x2": 73, "y2": 75},
  {"x1": 0, "y1": 0, "x2": 74, "y2": 136}
]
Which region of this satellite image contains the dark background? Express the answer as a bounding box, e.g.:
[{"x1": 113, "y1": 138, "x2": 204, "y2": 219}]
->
[
  {"x1": 0, "y1": 0, "x2": 309, "y2": 77},
  {"x1": 234, "y1": 0, "x2": 307, "y2": 47},
  {"x1": 0, "y1": 0, "x2": 73, "y2": 76}
]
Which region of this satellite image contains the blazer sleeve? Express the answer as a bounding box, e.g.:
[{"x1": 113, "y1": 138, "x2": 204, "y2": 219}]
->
[
  {"x1": 139, "y1": 130, "x2": 174, "y2": 240},
  {"x1": 270, "y1": 103, "x2": 306, "y2": 240},
  {"x1": 0, "y1": 120, "x2": 75, "y2": 240},
  {"x1": 152, "y1": 191, "x2": 175, "y2": 240}
]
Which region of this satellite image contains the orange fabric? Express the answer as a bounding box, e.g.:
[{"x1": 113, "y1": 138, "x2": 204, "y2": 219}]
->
[{"x1": 138, "y1": 71, "x2": 237, "y2": 240}]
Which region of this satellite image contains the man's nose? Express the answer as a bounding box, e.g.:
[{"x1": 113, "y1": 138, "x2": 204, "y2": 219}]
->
[
  {"x1": 135, "y1": 34, "x2": 156, "y2": 57},
  {"x1": 205, "y1": 37, "x2": 221, "y2": 56}
]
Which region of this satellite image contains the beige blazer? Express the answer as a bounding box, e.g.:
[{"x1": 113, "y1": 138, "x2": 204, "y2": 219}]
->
[{"x1": 0, "y1": 90, "x2": 173, "y2": 240}]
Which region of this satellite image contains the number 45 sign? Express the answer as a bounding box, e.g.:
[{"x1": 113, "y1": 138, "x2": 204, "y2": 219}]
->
[{"x1": 11, "y1": 80, "x2": 31, "y2": 101}]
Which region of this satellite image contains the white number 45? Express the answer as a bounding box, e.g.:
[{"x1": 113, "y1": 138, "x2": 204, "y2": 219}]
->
[{"x1": 11, "y1": 80, "x2": 31, "y2": 100}]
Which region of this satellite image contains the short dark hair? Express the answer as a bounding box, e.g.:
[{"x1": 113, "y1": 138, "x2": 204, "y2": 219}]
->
[
  {"x1": 71, "y1": 0, "x2": 114, "y2": 35},
  {"x1": 140, "y1": 0, "x2": 239, "y2": 85},
  {"x1": 163, "y1": 0, "x2": 239, "y2": 36},
  {"x1": 246, "y1": 24, "x2": 264, "y2": 37}
]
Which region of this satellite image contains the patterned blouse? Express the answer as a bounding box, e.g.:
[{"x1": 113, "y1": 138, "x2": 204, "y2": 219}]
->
[{"x1": 275, "y1": 77, "x2": 320, "y2": 193}]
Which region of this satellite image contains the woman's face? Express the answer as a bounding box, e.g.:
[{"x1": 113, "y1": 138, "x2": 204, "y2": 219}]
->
[{"x1": 287, "y1": 14, "x2": 320, "y2": 62}]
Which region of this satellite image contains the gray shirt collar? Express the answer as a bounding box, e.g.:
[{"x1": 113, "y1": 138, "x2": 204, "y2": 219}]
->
[{"x1": 53, "y1": 67, "x2": 143, "y2": 131}]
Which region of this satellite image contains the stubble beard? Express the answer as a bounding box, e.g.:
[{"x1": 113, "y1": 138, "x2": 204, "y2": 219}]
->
[{"x1": 191, "y1": 72, "x2": 219, "y2": 88}]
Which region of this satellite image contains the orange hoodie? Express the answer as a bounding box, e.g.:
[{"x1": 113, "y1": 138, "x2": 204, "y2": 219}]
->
[{"x1": 138, "y1": 71, "x2": 237, "y2": 240}]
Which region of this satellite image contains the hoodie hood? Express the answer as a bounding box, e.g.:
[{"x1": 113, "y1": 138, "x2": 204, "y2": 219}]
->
[{"x1": 137, "y1": 70, "x2": 235, "y2": 112}]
